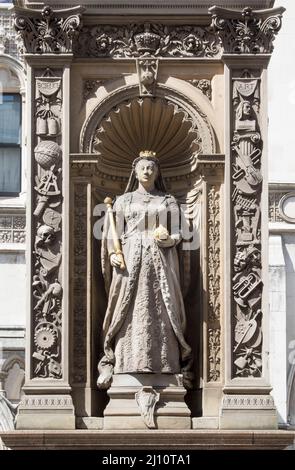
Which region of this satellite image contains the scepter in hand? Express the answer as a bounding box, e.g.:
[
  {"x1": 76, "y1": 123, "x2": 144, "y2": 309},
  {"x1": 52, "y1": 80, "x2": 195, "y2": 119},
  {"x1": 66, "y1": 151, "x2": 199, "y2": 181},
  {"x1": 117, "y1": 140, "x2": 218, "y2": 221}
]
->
[{"x1": 104, "y1": 197, "x2": 126, "y2": 270}]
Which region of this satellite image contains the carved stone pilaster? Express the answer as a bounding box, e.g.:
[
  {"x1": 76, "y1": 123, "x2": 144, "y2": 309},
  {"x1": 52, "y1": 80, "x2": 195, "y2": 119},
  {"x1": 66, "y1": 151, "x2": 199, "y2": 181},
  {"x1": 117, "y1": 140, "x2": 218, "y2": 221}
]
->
[
  {"x1": 195, "y1": 155, "x2": 224, "y2": 421},
  {"x1": 14, "y1": 5, "x2": 83, "y2": 54},
  {"x1": 31, "y1": 69, "x2": 63, "y2": 381},
  {"x1": 216, "y1": 7, "x2": 283, "y2": 423},
  {"x1": 230, "y1": 71, "x2": 263, "y2": 379},
  {"x1": 207, "y1": 186, "x2": 221, "y2": 383},
  {"x1": 17, "y1": 61, "x2": 75, "y2": 429},
  {"x1": 209, "y1": 6, "x2": 285, "y2": 54}
]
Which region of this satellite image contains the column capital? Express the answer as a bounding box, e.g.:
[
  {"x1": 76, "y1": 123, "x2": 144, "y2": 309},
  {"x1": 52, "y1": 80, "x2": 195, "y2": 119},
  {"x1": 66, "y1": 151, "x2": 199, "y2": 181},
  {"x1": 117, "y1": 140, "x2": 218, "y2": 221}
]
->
[
  {"x1": 13, "y1": 4, "x2": 84, "y2": 54},
  {"x1": 209, "y1": 5, "x2": 285, "y2": 55}
]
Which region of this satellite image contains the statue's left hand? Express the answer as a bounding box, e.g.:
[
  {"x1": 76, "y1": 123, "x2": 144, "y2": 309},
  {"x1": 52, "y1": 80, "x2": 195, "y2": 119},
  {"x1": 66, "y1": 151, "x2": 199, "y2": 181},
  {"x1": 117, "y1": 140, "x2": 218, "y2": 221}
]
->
[{"x1": 156, "y1": 236, "x2": 176, "y2": 248}]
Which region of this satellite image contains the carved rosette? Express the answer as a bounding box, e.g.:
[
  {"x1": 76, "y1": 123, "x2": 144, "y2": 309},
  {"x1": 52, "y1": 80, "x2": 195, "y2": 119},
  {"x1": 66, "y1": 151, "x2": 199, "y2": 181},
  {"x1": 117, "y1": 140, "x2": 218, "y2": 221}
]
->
[
  {"x1": 231, "y1": 72, "x2": 263, "y2": 378},
  {"x1": 207, "y1": 185, "x2": 221, "y2": 382},
  {"x1": 210, "y1": 6, "x2": 284, "y2": 54},
  {"x1": 75, "y1": 23, "x2": 221, "y2": 58},
  {"x1": 14, "y1": 5, "x2": 83, "y2": 54},
  {"x1": 32, "y1": 69, "x2": 63, "y2": 379}
]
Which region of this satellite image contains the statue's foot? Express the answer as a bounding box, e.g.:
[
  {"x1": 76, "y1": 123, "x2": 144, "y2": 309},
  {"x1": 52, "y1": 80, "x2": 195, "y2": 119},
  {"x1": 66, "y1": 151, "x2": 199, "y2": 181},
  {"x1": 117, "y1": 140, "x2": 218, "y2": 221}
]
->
[{"x1": 97, "y1": 364, "x2": 113, "y2": 390}]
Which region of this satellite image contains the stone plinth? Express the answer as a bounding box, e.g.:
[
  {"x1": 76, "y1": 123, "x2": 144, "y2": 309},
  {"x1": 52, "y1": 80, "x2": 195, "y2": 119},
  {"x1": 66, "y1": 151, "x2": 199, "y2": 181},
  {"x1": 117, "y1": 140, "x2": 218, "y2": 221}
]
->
[
  {"x1": 104, "y1": 374, "x2": 191, "y2": 430},
  {"x1": 16, "y1": 395, "x2": 75, "y2": 430}
]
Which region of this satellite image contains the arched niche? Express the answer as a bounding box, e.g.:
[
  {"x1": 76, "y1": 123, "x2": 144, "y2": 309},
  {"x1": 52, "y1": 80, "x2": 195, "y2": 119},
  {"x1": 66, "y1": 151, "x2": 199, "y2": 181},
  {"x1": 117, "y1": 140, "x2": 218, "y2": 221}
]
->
[
  {"x1": 78, "y1": 80, "x2": 220, "y2": 198},
  {"x1": 71, "y1": 79, "x2": 223, "y2": 420}
]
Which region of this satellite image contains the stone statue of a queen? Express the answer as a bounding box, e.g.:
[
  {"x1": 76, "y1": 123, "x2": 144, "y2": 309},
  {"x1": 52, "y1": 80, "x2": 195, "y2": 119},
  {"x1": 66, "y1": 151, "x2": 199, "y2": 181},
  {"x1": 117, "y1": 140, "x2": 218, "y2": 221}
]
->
[{"x1": 97, "y1": 151, "x2": 192, "y2": 390}]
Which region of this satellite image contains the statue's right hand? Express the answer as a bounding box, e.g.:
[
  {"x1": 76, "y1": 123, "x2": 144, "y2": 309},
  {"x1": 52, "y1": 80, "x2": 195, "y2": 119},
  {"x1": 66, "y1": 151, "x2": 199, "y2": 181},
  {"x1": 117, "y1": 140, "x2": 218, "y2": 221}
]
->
[{"x1": 110, "y1": 253, "x2": 122, "y2": 268}]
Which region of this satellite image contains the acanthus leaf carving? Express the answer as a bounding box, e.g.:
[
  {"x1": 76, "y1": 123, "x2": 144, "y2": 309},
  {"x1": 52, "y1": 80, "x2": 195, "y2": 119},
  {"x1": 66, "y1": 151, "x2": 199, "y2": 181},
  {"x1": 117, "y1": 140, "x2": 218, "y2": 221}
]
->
[
  {"x1": 14, "y1": 5, "x2": 83, "y2": 54},
  {"x1": 209, "y1": 6, "x2": 285, "y2": 54}
]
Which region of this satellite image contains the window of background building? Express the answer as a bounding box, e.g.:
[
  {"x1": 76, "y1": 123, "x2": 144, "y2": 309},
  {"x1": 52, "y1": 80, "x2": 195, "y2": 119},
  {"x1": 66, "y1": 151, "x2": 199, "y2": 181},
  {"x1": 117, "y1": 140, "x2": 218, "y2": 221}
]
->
[{"x1": 0, "y1": 93, "x2": 21, "y2": 196}]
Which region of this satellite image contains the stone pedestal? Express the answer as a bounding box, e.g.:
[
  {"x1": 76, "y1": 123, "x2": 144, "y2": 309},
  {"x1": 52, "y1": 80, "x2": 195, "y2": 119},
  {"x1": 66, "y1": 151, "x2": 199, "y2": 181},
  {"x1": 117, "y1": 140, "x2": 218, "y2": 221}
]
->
[
  {"x1": 16, "y1": 395, "x2": 75, "y2": 430},
  {"x1": 220, "y1": 394, "x2": 278, "y2": 430},
  {"x1": 104, "y1": 374, "x2": 191, "y2": 430}
]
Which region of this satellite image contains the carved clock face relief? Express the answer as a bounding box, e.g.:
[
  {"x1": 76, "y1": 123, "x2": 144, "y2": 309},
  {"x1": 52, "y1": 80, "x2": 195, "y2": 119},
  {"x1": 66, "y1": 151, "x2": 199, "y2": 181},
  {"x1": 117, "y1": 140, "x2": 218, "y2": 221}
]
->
[{"x1": 43, "y1": 208, "x2": 62, "y2": 232}]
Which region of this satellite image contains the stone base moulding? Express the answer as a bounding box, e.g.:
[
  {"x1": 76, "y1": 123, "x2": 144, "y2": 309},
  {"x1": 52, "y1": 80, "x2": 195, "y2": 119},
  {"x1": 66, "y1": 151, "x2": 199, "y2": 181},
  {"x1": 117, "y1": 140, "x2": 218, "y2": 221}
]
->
[
  {"x1": 219, "y1": 394, "x2": 278, "y2": 430},
  {"x1": 103, "y1": 374, "x2": 191, "y2": 430},
  {"x1": 0, "y1": 430, "x2": 294, "y2": 450},
  {"x1": 16, "y1": 395, "x2": 75, "y2": 430}
]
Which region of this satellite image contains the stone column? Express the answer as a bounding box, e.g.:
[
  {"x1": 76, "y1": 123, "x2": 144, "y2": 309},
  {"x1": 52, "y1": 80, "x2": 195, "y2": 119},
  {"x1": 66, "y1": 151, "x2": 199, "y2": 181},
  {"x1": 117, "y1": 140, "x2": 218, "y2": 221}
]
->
[
  {"x1": 13, "y1": 5, "x2": 83, "y2": 430},
  {"x1": 210, "y1": 5, "x2": 285, "y2": 429}
]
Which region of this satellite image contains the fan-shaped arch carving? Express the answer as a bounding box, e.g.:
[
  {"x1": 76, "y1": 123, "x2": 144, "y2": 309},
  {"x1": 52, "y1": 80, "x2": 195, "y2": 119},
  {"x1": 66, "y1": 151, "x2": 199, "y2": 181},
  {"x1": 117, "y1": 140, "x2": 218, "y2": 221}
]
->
[
  {"x1": 92, "y1": 97, "x2": 202, "y2": 170},
  {"x1": 80, "y1": 84, "x2": 217, "y2": 178}
]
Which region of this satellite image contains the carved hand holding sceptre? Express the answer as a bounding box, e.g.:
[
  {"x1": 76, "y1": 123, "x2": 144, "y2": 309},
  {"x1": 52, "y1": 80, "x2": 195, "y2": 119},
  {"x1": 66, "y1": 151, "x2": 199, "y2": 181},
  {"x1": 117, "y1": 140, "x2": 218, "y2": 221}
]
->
[{"x1": 104, "y1": 197, "x2": 126, "y2": 270}]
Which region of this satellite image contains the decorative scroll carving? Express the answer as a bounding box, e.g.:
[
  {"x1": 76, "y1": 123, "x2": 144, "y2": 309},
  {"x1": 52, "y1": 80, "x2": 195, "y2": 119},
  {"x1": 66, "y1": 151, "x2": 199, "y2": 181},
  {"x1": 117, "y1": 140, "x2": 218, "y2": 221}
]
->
[
  {"x1": 0, "y1": 215, "x2": 26, "y2": 244},
  {"x1": 72, "y1": 184, "x2": 87, "y2": 383},
  {"x1": 188, "y1": 79, "x2": 212, "y2": 100},
  {"x1": 210, "y1": 6, "x2": 285, "y2": 54},
  {"x1": 208, "y1": 186, "x2": 221, "y2": 323},
  {"x1": 231, "y1": 71, "x2": 263, "y2": 378},
  {"x1": 135, "y1": 386, "x2": 160, "y2": 429},
  {"x1": 207, "y1": 185, "x2": 221, "y2": 382},
  {"x1": 14, "y1": 5, "x2": 83, "y2": 54},
  {"x1": 208, "y1": 329, "x2": 221, "y2": 382},
  {"x1": 136, "y1": 58, "x2": 158, "y2": 96},
  {"x1": 32, "y1": 69, "x2": 63, "y2": 379},
  {"x1": 75, "y1": 23, "x2": 221, "y2": 58}
]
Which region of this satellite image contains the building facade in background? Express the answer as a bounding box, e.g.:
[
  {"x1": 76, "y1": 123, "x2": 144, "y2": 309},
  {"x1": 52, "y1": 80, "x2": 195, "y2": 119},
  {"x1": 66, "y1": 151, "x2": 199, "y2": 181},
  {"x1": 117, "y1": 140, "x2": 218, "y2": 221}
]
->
[{"x1": 0, "y1": 1, "x2": 25, "y2": 422}]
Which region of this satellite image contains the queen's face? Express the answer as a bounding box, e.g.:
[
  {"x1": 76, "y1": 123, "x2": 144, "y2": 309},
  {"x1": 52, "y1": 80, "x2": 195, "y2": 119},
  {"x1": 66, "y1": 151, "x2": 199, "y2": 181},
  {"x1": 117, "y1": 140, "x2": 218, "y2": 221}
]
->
[{"x1": 135, "y1": 159, "x2": 158, "y2": 187}]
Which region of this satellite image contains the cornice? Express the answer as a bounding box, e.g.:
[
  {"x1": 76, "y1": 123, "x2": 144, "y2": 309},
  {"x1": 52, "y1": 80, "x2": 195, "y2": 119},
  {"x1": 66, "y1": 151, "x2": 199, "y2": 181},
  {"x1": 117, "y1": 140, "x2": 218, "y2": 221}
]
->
[{"x1": 21, "y1": 1, "x2": 276, "y2": 16}]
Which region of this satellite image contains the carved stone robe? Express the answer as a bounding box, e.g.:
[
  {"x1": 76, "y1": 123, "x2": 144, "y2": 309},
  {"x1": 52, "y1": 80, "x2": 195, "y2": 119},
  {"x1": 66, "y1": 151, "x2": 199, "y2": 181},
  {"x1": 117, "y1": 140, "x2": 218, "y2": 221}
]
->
[{"x1": 100, "y1": 190, "x2": 192, "y2": 376}]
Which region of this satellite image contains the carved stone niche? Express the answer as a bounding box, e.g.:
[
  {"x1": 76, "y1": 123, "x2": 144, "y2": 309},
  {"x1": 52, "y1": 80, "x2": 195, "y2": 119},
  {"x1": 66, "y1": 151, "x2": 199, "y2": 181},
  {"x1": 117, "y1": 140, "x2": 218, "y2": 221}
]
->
[{"x1": 70, "y1": 85, "x2": 224, "y2": 429}]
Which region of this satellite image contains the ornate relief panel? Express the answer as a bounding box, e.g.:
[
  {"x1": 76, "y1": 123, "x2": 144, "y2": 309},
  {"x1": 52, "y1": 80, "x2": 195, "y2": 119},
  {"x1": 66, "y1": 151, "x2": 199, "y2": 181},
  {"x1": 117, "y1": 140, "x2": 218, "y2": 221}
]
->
[
  {"x1": 207, "y1": 185, "x2": 221, "y2": 382},
  {"x1": 72, "y1": 184, "x2": 88, "y2": 383},
  {"x1": 31, "y1": 68, "x2": 63, "y2": 380},
  {"x1": 231, "y1": 70, "x2": 263, "y2": 378},
  {"x1": 75, "y1": 23, "x2": 221, "y2": 58}
]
